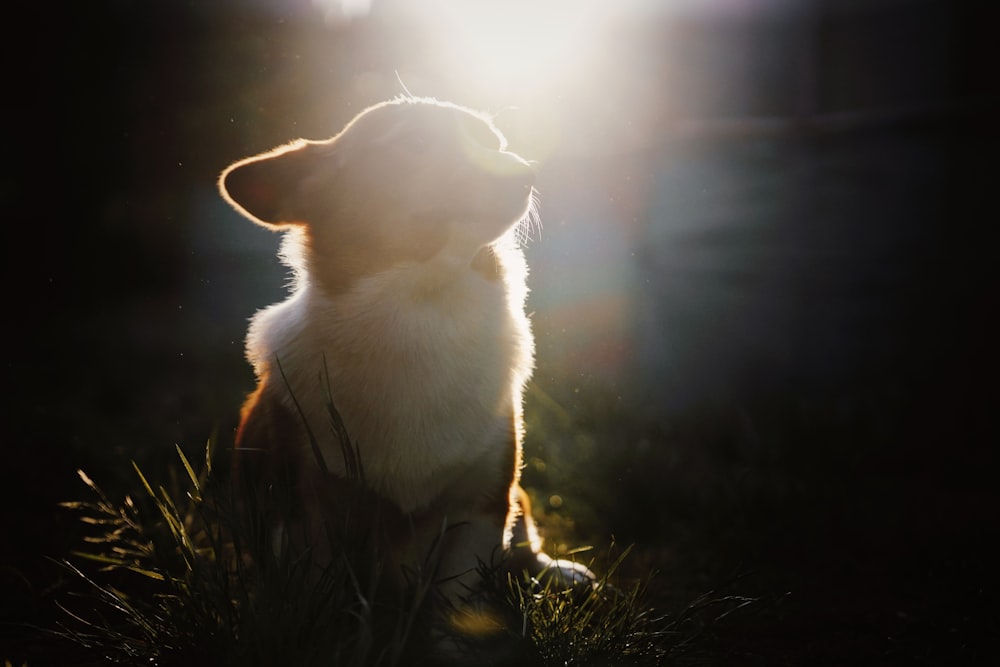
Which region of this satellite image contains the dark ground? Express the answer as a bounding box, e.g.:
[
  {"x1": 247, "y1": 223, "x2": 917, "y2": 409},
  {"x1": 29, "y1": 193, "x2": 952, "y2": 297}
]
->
[{"x1": 3, "y1": 1, "x2": 998, "y2": 664}]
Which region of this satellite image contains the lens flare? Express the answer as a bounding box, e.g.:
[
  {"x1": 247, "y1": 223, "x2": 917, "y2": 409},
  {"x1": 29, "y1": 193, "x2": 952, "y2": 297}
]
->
[
  {"x1": 312, "y1": 0, "x2": 372, "y2": 23},
  {"x1": 433, "y1": 0, "x2": 599, "y2": 92}
]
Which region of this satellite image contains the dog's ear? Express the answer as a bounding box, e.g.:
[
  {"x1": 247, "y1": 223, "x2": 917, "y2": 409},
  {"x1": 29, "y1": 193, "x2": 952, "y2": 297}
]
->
[{"x1": 219, "y1": 140, "x2": 327, "y2": 229}]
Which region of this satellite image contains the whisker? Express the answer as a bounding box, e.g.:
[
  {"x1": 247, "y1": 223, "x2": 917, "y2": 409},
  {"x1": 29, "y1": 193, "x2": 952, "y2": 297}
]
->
[{"x1": 515, "y1": 187, "x2": 542, "y2": 246}]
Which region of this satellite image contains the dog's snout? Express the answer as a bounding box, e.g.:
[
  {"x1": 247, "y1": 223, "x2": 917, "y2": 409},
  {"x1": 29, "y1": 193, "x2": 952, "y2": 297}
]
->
[{"x1": 481, "y1": 149, "x2": 534, "y2": 182}]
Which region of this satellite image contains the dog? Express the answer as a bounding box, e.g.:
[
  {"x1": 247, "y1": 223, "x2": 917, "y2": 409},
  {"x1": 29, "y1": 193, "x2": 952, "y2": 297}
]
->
[{"x1": 218, "y1": 96, "x2": 591, "y2": 621}]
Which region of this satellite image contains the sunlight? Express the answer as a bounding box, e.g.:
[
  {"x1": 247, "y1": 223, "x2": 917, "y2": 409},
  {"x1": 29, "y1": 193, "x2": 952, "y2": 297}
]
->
[
  {"x1": 394, "y1": 0, "x2": 627, "y2": 167},
  {"x1": 424, "y1": 0, "x2": 604, "y2": 95},
  {"x1": 312, "y1": 0, "x2": 372, "y2": 23}
]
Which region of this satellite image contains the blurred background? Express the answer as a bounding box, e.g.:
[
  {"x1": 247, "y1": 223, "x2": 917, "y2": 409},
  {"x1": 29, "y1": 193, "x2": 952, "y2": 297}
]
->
[{"x1": 4, "y1": 0, "x2": 997, "y2": 663}]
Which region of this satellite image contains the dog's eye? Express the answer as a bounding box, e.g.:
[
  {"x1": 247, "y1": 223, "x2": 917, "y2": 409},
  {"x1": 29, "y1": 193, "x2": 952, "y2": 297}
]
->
[{"x1": 459, "y1": 115, "x2": 504, "y2": 152}]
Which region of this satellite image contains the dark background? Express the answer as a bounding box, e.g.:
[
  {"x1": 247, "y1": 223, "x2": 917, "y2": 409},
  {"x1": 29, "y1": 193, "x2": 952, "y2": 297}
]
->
[{"x1": 3, "y1": 0, "x2": 998, "y2": 664}]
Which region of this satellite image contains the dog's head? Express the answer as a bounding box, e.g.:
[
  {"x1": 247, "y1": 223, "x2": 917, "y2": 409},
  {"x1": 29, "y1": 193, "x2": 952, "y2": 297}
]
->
[{"x1": 219, "y1": 97, "x2": 535, "y2": 292}]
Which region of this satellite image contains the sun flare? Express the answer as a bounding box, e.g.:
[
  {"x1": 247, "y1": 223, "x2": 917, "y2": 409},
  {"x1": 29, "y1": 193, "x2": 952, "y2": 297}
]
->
[{"x1": 426, "y1": 0, "x2": 603, "y2": 94}]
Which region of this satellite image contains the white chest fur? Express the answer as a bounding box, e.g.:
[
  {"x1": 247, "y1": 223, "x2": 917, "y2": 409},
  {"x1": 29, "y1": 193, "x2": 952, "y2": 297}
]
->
[{"x1": 245, "y1": 243, "x2": 534, "y2": 513}]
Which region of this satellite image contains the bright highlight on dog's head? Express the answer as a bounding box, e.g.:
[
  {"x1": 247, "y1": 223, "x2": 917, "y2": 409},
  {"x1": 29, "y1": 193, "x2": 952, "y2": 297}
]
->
[{"x1": 218, "y1": 97, "x2": 534, "y2": 232}]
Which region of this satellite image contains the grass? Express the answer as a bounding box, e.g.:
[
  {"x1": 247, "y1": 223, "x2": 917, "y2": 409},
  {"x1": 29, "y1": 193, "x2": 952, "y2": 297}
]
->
[
  {"x1": 9, "y1": 375, "x2": 989, "y2": 665},
  {"x1": 56, "y1": 441, "x2": 435, "y2": 666},
  {"x1": 46, "y1": 428, "x2": 753, "y2": 667}
]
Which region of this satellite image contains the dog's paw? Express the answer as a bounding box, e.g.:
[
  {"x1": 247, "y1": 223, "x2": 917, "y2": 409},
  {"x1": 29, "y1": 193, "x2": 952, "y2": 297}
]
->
[{"x1": 534, "y1": 553, "x2": 597, "y2": 591}]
